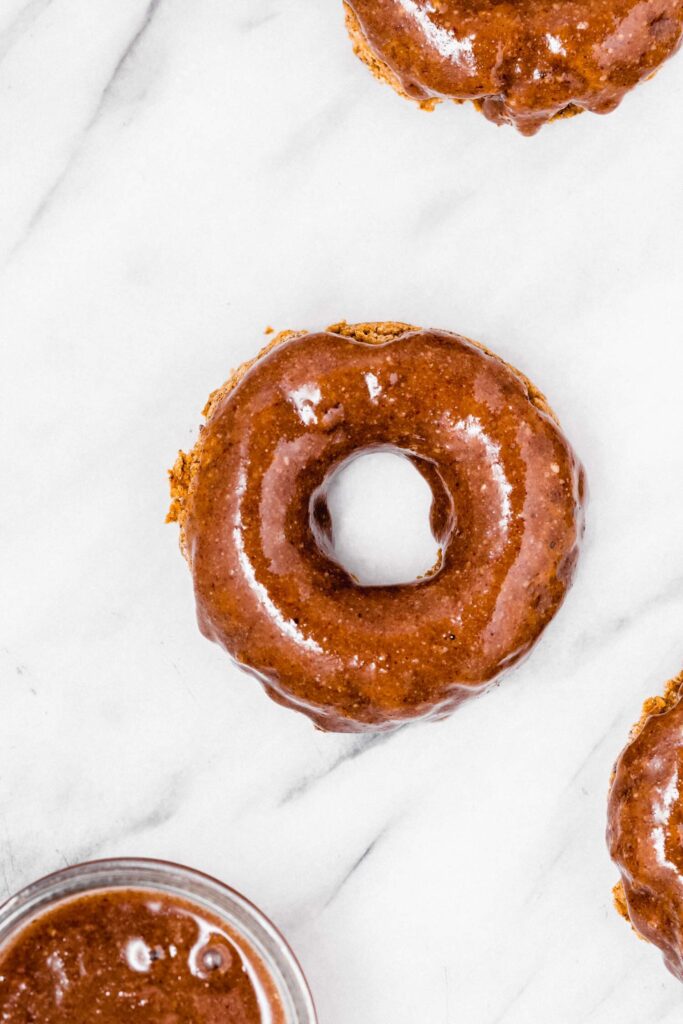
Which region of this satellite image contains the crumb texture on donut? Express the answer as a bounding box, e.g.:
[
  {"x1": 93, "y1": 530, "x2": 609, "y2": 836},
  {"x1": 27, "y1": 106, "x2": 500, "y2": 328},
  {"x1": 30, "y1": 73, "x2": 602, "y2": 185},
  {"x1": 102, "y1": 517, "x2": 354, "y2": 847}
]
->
[
  {"x1": 343, "y1": 4, "x2": 439, "y2": 110},
  {"x1": 167, "y1": 328, "x2": 302, "y2": 538},
  {"x1": 343, "y1": 0, "x2": 683, "y2": 134},
  {"x1": 612, "y1": 881, "x2": 630, "y2": 923},
  {"x1": 630, "y1": 669, "x2": 683, "y2": 738},
  {"x1": 327, "y1": 320, "x2": 419, "y2": 343}
]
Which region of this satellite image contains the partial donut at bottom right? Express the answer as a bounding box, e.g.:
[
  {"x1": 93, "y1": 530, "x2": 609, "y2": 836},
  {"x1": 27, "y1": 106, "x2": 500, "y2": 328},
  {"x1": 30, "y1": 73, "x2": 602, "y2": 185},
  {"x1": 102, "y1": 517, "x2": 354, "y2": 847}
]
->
[{"x1": 607, "y1": 668, "x2": 683, "y2": 980}]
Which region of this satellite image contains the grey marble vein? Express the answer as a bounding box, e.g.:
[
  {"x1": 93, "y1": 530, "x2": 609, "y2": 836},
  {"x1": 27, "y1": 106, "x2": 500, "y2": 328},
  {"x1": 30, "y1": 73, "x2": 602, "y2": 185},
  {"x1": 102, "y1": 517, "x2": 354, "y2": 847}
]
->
[
  {"x1": 0, "y1": 0, "x2": 53, "y2": 65},
  {"x1": 235, "y1": 10, "x2": 280, "y2": 33},
  {"x1": 7, "y1": 0, "x2": 164, "y2": 263},
  {"x1": 570, "y1": 573, "x2": 683, "y2": 660},
  {"x1": 322, "y1": 824, "x2": 390, "y2": 912},
  {"x1": 487, "y1": 969, "x2": 539, "y2": 1024},
  {"x1": 413, "y1": 185, "x2": 478, "y2": 238},
  {"x1": 279, "y1": 727, "x2": 403, "y2": 805},
  {"x1": 274, "y1": 94, "x2": 359, "y2": 165},
  {"x1": 519, "y1": 843, "x2": 570, "y2": 910},
  {"x1": 562, "y1": 707, "x2": 627, "y2": 791},
  {"x1": 55, "y1": 783, "x2": 185, "y2": 869},
  {"x1": 583, "y1": 973, "x2": 632, "y2": 1021},
  {"x1": 0, "y1": 776, "x2": 185, "y2": 902}
]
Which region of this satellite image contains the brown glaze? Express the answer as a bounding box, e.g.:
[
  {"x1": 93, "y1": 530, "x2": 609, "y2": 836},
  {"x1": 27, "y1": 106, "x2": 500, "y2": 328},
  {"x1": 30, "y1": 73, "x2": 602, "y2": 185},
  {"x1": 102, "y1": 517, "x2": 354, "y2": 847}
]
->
[
  {"x1": 169, "y1": 322, "x2": 585, "y2": 733},
  {"x1": 607, "y1": 670, "x2": 683, "y2": 981},
  {"x1": 0, "y1": 888, "x2": 282, "y2": 1023},
  {"x1": 344, "y1": 0, "x2": 683, "y2": 133}
]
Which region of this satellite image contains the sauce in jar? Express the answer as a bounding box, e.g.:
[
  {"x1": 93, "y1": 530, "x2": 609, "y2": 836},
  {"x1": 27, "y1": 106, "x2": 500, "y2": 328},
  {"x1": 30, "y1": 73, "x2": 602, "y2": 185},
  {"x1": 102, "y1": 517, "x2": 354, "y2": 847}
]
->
[{"x1": 0, "y1": 887, "x2": 284, "y2": 1023}]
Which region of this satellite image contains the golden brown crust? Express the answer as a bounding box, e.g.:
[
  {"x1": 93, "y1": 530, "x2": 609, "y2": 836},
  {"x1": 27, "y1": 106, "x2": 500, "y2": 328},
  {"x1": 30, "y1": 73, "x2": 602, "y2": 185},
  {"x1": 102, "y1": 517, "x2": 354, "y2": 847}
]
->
[
  {"x1": 343, "y1": 4, "x2": 440, "y2": 111},
  {"x1": 612, "y1": 881, "x2": 630, "y2": 922},
  {"x1": 327, "y1": 319, "x2": 418, "y2": 343},
  {"x1": 628, "y1": 669, "x2": 683, "y2": 743},
  {"x1": 166, "y1": 329, "x2": 304, "y2": 545}
]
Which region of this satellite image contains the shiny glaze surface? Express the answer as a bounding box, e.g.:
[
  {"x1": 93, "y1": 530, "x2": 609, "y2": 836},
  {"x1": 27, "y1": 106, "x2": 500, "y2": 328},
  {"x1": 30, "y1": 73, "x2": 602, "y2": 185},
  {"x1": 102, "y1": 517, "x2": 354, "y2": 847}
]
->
[
  {"x1": 176, "y1": 325, "x2": 584, "y2": 732},
  {"x1": 345, "y1": 0, "x2": 683, "y2": 133},
  {"x1": 0, "y1": 888, "x2": 281, "y2": 1023},
  {"x1": 608, "y1": 677, "x2": 683, "y2": 981}
]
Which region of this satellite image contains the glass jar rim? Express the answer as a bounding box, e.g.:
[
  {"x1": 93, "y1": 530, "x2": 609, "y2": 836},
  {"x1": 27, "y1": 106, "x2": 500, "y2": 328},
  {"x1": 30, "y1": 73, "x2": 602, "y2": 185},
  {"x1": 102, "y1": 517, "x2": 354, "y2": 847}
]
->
[{"x1": 0, "y1": 856, "x2": 317, "y2": 1024}]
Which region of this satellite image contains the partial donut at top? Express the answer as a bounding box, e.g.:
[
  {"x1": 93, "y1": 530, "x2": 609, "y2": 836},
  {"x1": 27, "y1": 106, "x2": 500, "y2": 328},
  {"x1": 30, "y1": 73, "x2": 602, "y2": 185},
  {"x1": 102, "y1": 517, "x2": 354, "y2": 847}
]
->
[
  {"x1": 168, "y1": 322, "x2": 585, "y2": 732},
  {"x1": 344, "y1": 0, "x2": 683, "y2": 134}
]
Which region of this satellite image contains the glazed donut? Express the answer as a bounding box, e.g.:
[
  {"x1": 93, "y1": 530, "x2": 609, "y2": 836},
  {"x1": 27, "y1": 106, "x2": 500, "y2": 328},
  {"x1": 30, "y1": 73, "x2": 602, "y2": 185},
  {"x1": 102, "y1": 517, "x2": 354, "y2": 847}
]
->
[
  {"x1": 343, "y1": 0, "x2": 683, "y2": 134},
  {"x1": 607, "y1": 670, "x2": 683, "y2": 980},
  {"x1": 168, "y1": 322, "x2": 585, "y2": 732}
]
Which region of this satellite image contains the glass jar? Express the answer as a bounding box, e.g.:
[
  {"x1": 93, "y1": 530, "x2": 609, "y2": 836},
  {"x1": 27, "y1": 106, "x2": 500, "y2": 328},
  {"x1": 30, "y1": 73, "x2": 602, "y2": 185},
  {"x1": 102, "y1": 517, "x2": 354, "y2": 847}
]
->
[{"x1": 0, "y1": 857, "x2": 317, "y2": 1023}]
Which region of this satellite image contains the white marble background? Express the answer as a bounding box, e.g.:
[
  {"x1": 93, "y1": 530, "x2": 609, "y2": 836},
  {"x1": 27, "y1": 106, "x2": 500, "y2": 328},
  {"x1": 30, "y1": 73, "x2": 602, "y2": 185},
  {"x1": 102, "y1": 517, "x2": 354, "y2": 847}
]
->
[{"x1": 2, "y1": 1, "x2": 683, "y2": 1021}]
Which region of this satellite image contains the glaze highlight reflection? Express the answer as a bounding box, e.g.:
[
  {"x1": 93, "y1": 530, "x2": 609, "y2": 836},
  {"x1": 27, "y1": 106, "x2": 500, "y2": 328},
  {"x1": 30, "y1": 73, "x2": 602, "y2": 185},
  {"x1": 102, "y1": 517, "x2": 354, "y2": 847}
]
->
[
  {"x1": 344, "y1": 0, "x2": 683, "y2": 133},
  {"x1": 169, "y1": 322, "x2": 585, "y2": 732},
  {"x1": 607, "y1": 671, "x2": 683, "y2": 981}
]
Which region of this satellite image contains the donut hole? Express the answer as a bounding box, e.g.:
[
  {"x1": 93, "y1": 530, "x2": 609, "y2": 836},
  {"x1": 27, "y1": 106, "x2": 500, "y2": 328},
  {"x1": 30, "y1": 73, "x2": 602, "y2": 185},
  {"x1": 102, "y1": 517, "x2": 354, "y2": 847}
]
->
[{"x1": 312, "y1": 449, "x2": 447, "y2": 587}]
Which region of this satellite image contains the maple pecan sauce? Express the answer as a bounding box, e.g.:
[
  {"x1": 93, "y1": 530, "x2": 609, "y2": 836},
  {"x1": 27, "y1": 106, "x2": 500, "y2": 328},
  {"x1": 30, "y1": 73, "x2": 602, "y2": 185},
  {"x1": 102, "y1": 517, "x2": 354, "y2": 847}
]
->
[
  {"x1": 0, "y1": 889, "x2": 280, "y2": 1023},
  {"x1": 0, "y1": 862, "x2": 315, "y2": 1024}
]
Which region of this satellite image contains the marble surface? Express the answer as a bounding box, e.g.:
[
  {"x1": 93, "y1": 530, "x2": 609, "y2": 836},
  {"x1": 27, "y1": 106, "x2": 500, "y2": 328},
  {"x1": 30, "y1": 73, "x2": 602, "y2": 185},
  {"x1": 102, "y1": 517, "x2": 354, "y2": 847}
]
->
[{"x1": 1, "y1": 1, "x2": 683, "y2": 1020}]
